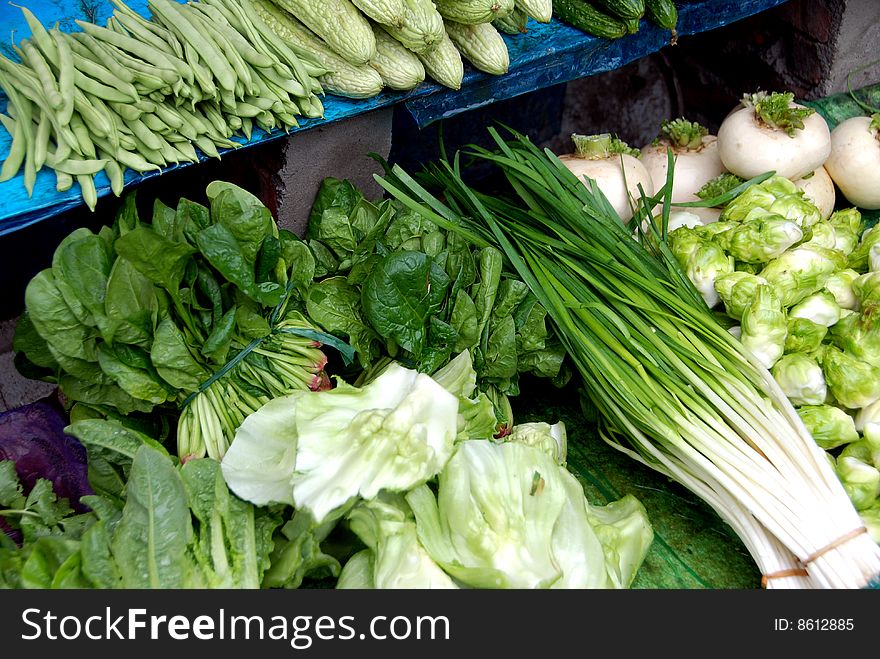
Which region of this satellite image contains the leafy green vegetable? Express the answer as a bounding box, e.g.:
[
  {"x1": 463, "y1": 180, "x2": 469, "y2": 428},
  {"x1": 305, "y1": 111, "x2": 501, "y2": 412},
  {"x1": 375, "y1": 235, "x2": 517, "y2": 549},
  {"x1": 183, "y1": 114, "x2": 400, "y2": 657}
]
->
[{"x1": 221, "y1": 362, "x2": 458, "y2": 523}]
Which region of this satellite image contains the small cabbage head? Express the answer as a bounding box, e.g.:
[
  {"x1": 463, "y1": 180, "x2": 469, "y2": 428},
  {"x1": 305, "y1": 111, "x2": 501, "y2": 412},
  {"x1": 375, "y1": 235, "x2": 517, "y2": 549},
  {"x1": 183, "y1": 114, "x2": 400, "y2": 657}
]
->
[
  {"x1": 836, "y1": 456, "x2": 880, "y2": 511},
  {"x1": 829, "y1": 306, "x2": 880, "y2": 367},
  {"x1": 759, "y1": 245, "x2": 846, "y2": 307},
  {"x1": 796, "y1": 404, "x2": 859, "y2": 450},
  {"x1": 820, "y1": 346, "x2": 880, "y2": 409},
  {"x1": 784, "y1": 317, "x2": 827, "y2": 354},
  {"x1": 824, "y1": 269, "x2": 860, "y2": 311},
  {"x1": 771, "y1": 353, "x2": 827, "y2": 406},
  {"x1": 740, "y1": 285, "x2": 787, "y2": 369},
  {"x1": 715, "y1": 213, "x2": 803, "y2": 264},
  {"x1": 789, "y1": 290, "x2": 841, "y2": 327},
  {"x1": 715, "y1": 272, "x2": 768, "y2": 321}
]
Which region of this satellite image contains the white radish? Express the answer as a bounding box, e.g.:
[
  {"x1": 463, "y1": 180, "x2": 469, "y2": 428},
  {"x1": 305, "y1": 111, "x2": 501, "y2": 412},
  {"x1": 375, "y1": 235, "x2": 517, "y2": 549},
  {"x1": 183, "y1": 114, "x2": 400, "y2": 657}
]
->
[
  {"x1": 640, "y1": 119, "x2": 727, "y2": 203},
  {"x1": 717, "y1": 91, "x2": 831, "y2": 181},
  {"x1": 823, "y1": 114, "x2": 880, "y2": 209},
  {"x1": 793, "y1": 167, "x2": 836, "y2": 219},
  {"x1": 558, "y1": 133, "x2": 654, "y2": 222}
]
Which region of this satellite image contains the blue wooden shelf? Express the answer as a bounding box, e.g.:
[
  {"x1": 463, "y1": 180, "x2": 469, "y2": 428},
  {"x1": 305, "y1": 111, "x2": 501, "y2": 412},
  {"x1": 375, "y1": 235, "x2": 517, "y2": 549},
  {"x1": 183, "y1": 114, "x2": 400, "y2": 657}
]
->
[{"x1": 0, "y1": 0, "x2": 788, "y2": 235}]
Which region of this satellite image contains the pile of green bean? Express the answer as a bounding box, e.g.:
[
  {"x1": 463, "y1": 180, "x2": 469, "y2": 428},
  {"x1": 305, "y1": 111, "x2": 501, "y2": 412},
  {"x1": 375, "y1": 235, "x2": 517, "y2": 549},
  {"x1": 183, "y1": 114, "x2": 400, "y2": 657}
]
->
[{"x1": 0, "y1": 0, "x2": 329, "y2": 210}]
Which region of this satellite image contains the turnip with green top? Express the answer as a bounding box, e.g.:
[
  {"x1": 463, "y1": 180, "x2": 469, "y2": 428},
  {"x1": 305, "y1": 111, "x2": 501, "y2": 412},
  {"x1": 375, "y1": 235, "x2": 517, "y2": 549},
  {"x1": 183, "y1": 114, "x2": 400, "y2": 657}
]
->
[{"x1": 717, "y1": 91, "x2": 831, "y2": 181}]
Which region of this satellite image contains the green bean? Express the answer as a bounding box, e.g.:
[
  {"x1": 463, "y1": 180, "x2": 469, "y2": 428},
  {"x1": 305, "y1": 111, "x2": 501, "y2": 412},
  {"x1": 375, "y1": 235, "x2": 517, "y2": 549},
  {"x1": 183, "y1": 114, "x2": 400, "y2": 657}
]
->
[
  {"x1": 201, "y1": 103, "x2": 229, "y2": 135},
  {"x1": 126, "y1": 116, "x2": 164, "y2": 151},
  {"x1": 194, "y1": 4, "x2": 274, "y2": 69},
  {"x1": 175, "y1": 140, "x2": 199, "y2": 163},
  {"x1": 50, "y1": 30, "x2": 75, "y2": 126},
  {"x1": 110, "y1": 0, "x2": 185, "y2": 58},
  {"x1": 218, "y1": 87, "x2": 238, "y2": 112},
  {"x1": 255, "y1": 111, "x2": 276, "y2": 133},
  {"x1": 72, "y1": 89, "x2": 110, "y2": 139},
  {"x1": 134, "y1": 99, "x2": 158, "y2": 113},
  {"x1": 47, "y1": 157, "x2": 108, "y2": 176},
  {"x1": 193, "y1": 135, "x2": 220, "y2": 159},
  {"x1": 139, "y1": 112, "x2": 168, "y2": 134},
  {"x1": 306, "y1": 95, "x2": 324, "y2": 119},
  {"x1": 0, "y1": 116, "x2": 25, "y2": 182},
  {"x1": 174, "y1": 104, "x2": 210, "y2": 136},
  {"x1": 15, "y1": 6, "x2": 59, "y2": 65},
  {"x1": 0, "y1": 59, "x2": 80, "y2": 156},
  {"x1": 0, "y1": 114, "x2": 14, "y2": 135},
  {"x1": 112, "y1": 11, "x2": 175, "y2": 57},
  {"x1": 243, "y1": 95, "x2": 274, "y2": 112},
  {"x1": 186, "y1": 7, "x2": 254, "y2": 94},
  {"x1": 70, "y1": 33, "x2": 135, "y2": 85},
  {"x1": 150, "y1": 0, "x2": 237, "y2": 92},
  {"x1": 68, "y1": 113, "x2": 97, "y2": 159},
  {"x1": 71, "y1": 51, "x2": 139, "y2": 101},
  {"x1": 118, "y1": 133, "x2": 138, "y2": 152},
  {"x1": 276, "y1": 112, "x2": 299, "y2": 130},
  {"x1": 21, "y1": 40, "x2": 63, "y2": 111},
  {"x1": 153, "y1": 102, "x2": 185, "y2": 130},
  {"x1": 240, "y1": 116, "x2": 252, "y2": 141},
  {"x1": 92, "y1": 136, "x2": 160, "y2": 173},
  {"x1": 23, "y1": 131, "x2": 36, "y2": 197},
  {"x1": 34, "y1": 110, "x2": 51, "y2": 170},
  {"x1": 108, "y1": 101, "x2": 142, "y2": 122},
  {"x1": 76, "y1": 174, "x2": 97, "y2": 211},
  {"x1": 75, "y1": 20, "x2": 186, "y2": 77},
  {"x1": 55, "y1": 170, "x2": 73, "y2": 192},
  {"x1": 163, "y1": 108, "x2": 198, "y2": 140},
  {"x1": 234, "y1": 102, "x2": 263, "y2": 118},
  {"x1": 259, "y1": 66, "x2": 307, "y2": 98},
  {"x1": 73, "y1": 70, "x2": 138, "y2": 104},
  {"x1": 227, "y1": 114, "x2": 243, "y2": 130},
  {"x1": 183, "y1": 43, "x2": 218, "y2": 99},
  {"x1": 99, "y1": 150, "x2": 125, "y2": 197}
]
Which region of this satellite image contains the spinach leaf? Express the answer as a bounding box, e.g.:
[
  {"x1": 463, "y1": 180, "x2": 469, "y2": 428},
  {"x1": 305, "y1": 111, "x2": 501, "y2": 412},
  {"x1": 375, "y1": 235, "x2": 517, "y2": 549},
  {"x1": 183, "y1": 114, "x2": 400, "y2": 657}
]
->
[
  {"x1": 308, "y1": 240, "x2": 339, "y2": 279},
  {"x1": 151, "y1": 318, "x2": 209, "y2": 392},
  {"x1": 12, "y1": 312, "x2": 59, "y2": 371},
  {"x1": 196, "y1": 223, "x2": 282, "y2": 307},
  {"x1": 20, "y1": 537, "x2": 80, "y2": 589},
  {"x1": 59, "y1": 375, "x2": 155, "y2": 415},
  {"x1": 384, "y1": 206, "x2": 437, "y2": 252},
  {"x1": 25, "y1": 270, "x2": 97, "y2": 362},
  {"x1": 105, "y1": 258, "x2": 158, "y2": 348},
  {"x1": 114, "y1": 225, "x2": 196, "y2": 296},
  {"x1": 492, "y1": 279, "x2": 530, "y2": 322},
  {"x1": 66, "y1": 419, "x2": 169, "y2": 462},
  {"x1": 514, "y1": 296, "x2": 549, "y2": 354},
  {"x1": 482, "y1": 315, "x2": 518, "y2": 380},
  {"x1": 450, "y1": 289, "x2": 479, "y2": 353},
  {"x1": 111, "y1": 445, "x2": 192, "y2": 588},
  {"x1": 256, "y1": 235, "x2": 282, "y2": 283},
  {"x1": 280, "y1": 234, "x2": 316, "y2": 301},
  {"x1": 202, "y1": 308, "x2": 237, "y2": 365},
  {"x1": 306, "y1": 277, "x2": 378, "y2": 366},
  {"x1": 180, "y1": 198, "x2": 212, "y2": 246},
  {"x1": 207, "y1": 181, "x2": 274, "y2": 265},
  {"x1": 151, "y1": 199, "x2": 180, "y2": 242},
  {"x1": 474, "y1": 247, "x2": 503, "y2": 340},
  {"x1": 55, "y1": 233, "x2": 112, "y2": 324},
  {"x1": 420, "y1": 317, "x2": 458, "y2": 374},
  {"x1": 308, "y1": 177, "x2": 361, "y2": 230},
  {"x1": 97, "y1": 343, "x2": 173, "y2": 405},
  {"x1": 48, "y1": 344, "x2": 109, "y2": 386},
  {"x1": 310, "y1": 206, "x2": 356, "y2": 259},
  {"x1": 235, "y1": 297, "x2": 271, "y2": 339},
  {"x1": 361, "y1": 251, "x2": 449, "y2": 357},
  {"x1": 112, "y1": 193, "x2": 139, "y2": 237}
]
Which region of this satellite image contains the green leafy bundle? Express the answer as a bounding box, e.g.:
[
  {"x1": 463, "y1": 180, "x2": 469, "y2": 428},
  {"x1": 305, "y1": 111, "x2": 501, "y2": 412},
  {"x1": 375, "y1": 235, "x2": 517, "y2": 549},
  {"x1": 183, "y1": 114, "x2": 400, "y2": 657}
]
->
[
  {"x1": 302, "y1": 177, "x2": 569, "y2": 431},
  {"x1": 14, "y1": 181, "x2": 334, "y2": 462},
  {"x1": 1, "y1": 420, "x2": 280, "y2": 589}
]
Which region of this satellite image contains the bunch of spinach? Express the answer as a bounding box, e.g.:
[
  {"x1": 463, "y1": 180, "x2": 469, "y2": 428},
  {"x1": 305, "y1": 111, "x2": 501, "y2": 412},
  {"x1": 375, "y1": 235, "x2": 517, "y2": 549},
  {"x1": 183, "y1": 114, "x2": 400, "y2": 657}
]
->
[
  {"x1": 302, "y1": 178, "x2": 569, "y2": 430},
  {"x1": 14, "y1": 182, "x2": 333, "y2": 462},
  {"x1": 0, "y1": 419, "x2": 281, "y2": 589}
]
